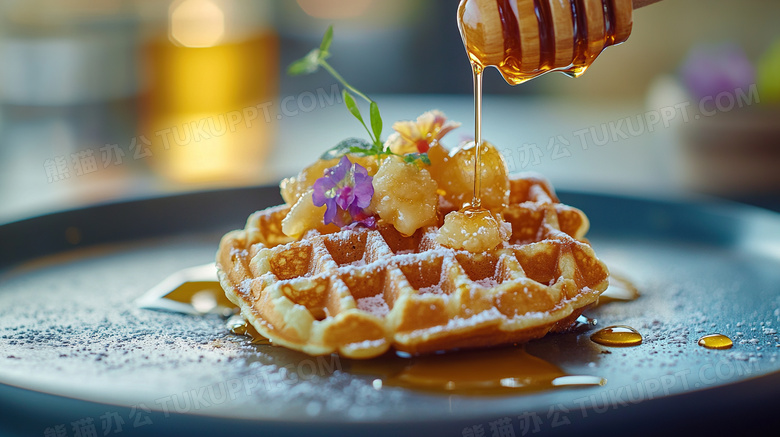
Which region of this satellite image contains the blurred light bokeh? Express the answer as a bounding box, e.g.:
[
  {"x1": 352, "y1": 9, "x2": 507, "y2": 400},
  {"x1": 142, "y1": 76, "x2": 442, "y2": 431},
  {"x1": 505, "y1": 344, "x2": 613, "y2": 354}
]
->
[
  {"x1": 1, "y1": 0, "x2": 779, "y2": 224},
  {"x1": 143, "y1": 0, "x2": 277, "y2": 184}
]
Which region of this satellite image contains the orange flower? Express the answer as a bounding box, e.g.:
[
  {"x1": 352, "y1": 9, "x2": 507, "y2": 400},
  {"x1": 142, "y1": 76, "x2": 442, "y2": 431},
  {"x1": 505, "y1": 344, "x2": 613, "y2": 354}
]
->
[{"x1": 385, "y1": 110, "x2": 460, "y2": 154}]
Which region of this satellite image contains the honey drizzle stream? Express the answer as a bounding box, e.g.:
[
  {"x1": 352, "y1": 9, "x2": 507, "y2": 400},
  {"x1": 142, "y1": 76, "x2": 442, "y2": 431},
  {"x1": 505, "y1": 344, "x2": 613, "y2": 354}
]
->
[
  {"x1": 463, "y1": 0, "x2": 628, "y2": 207},
  {"x1": 471, "y1": 64, "x2": 484, "y2": 209}
]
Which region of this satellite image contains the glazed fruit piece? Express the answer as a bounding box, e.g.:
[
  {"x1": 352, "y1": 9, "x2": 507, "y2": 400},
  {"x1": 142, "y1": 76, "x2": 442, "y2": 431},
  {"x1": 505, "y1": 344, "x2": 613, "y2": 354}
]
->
[
  {"x1": 428, "y1": 141, "x2": 510, "y2": 212},
  {"x1": 367, "y1": 156, "x2": 438, "y2": 236}
]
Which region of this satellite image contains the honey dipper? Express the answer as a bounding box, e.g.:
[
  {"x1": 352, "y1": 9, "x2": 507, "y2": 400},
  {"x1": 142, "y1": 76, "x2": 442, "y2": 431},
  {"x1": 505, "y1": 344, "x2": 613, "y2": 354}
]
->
[{"x1": 458, "y1": 0, "x2": 664, "y2": 84}]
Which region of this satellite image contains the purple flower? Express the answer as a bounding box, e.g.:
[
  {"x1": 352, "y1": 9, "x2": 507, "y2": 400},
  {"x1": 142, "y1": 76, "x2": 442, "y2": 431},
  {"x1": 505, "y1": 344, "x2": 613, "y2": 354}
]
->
[
  {"x1": 346, "y1": 215, "x2": 377, "y2": 230},
  {"x1": 312, "y1": 156, "x2": 374, "y2": 227}
]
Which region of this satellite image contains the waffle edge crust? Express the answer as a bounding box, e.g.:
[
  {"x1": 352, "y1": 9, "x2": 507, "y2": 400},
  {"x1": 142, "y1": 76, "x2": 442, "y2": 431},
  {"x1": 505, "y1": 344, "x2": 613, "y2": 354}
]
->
[{"x1": 216, "y1": 174, "x2": 609, "y2": 359}]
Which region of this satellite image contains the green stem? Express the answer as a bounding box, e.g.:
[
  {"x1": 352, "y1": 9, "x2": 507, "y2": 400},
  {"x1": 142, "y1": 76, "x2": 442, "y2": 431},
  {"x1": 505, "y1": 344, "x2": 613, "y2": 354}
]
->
[
  {"x1": 357, "y1": 119, "x2": 376, "y2": 145},
  {"x1": 320, "y1": 60, "x2": 373, "y2": 104}
]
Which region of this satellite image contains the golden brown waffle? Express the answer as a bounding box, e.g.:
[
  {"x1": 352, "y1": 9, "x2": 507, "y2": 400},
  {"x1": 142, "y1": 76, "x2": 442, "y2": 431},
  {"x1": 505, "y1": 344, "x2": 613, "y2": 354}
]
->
[{"x1": 216, "y1": 173, "x2": 608, "y2": 359}]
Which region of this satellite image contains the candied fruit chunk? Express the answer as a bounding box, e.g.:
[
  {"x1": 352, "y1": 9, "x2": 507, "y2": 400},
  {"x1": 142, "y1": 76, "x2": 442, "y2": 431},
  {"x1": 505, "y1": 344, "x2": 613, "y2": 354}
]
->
[
  {"x1": 280, "y1": 158, "x2": 336, "y2": 206},
  {"x1": 347, "y1": 154, "x2": 380, "y2": 176},
  {"x1": 426, "y1": 143, "x2": 450, "y2": 197},
  {"x1": 427, "y1": 141, "x2": 509, "y2": 212},
  {"x1": 436, "y1": 208, "x2": 511, "y2": 252},
  {"x1": 282, "y1": 190, "x2": 334, "y2": 239},
  {"x1": 368, "y1": 155, "x2": 438, "y2": 236}
]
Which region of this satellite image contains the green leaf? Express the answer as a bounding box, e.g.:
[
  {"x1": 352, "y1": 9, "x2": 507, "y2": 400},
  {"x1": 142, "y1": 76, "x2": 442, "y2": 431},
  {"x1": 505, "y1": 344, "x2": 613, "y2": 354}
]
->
[
  {"x1": 369, "y1": 101, "x2": 382, "y2": 144},
  {"x1": 289, "y1": 25, "x2": 391, "y2": 155},
  {"x1": 402, "y1": 153, "x2": 431, "y2": 167},
  {"x1": 287, "y1": 49, "x2": 321, "y2": 76},
  {"x1": 320, "y1": 137, "x2": 374, "y2": 160},
  {"x1": 343, "y1": 90, "x2": 364, "y2": 124},
  {"x1": 348, "y1": 146, "x2": 372, "y2": 156},
  {"x1": 319, "y1": 26, "x2": 334, "y2": 57}
]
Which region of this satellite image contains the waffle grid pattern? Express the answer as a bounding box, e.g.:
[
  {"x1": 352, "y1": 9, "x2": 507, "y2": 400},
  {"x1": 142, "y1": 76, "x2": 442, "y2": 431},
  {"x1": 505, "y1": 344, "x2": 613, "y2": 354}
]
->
[{"x1": 217, "y1": 174, "x2": 609, "y2": 358}]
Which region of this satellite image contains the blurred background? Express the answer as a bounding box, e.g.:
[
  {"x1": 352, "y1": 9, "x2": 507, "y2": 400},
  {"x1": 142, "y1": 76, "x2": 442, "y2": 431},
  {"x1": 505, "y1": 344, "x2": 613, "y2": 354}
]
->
[{"x1": 1, "y1": 0, "x2": 779, "y2": 224}]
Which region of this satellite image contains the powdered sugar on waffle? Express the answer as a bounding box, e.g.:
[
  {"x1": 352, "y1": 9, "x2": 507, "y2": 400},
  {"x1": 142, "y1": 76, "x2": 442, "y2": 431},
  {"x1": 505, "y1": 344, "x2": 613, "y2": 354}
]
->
[
  {"x1": 239, "y1": 278, "x2": 254, "y2": 296},
  {"x1": 474, "y1": 277, "x2": 499, "y2": 288},
  {"x1": 407, "y1": 308, "x2": 504, "y2": 337},
  {"x1": 356, "y1": 295, "x2": 389, "y2": 317},
  {"x1": 418, "y1": 285, "x2": 445, "y2": 295},
  {"x1": 347, "y1": 338, "x2": 386, "y2": 349},
  {"x1": 216, "y1": 173, "x2": 610, "y2": 358}
]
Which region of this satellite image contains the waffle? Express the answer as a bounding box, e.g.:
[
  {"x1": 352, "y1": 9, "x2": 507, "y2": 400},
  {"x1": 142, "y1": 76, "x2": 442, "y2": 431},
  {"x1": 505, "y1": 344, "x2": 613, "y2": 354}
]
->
[{"x1": 216, "y1": 173, "x2": 609, "y2": 359}]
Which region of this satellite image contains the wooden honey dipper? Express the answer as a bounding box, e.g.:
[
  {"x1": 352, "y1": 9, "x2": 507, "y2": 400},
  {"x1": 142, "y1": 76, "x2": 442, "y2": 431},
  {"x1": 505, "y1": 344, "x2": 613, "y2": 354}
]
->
[
  {"x1": 458, "y1": 0, "x2": 663, "y2": 84},
  {"x1": 456, "y1": 0, "x2": 662, "y2": 209}
]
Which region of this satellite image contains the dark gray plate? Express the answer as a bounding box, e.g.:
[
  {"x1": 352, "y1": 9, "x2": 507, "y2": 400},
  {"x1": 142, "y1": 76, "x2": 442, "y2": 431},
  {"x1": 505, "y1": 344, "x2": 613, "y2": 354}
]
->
[{"x1": 1, "y1": 188, "x2": 779, "y2": 437}]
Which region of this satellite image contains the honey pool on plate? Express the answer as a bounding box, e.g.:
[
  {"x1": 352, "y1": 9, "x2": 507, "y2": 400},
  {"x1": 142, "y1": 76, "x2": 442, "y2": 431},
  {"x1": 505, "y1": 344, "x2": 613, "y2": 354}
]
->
[
  {"x1": 145, "y1": 271, "x2": 650, "y2": 396},
  {"x1": 226, "y1": 314, "x2": 605, "y2": 396}
]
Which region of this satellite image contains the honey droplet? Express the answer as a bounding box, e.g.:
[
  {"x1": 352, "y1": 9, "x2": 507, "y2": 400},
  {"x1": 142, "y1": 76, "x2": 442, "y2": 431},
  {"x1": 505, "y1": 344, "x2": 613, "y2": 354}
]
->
[
  {"x1": 698, "y1": 334, "x2": 733, "y2": 350},
  {"x1": 590, "y1": 325, "x2": 642, "y2": 347},
  {"x1": 576, "y1": 314, "x2": 598, "y2": 326},
  {"x1": 226, "y1": 315, "x2": 272, "y2": 345},
  {"x1": 226, "y1": 315, "x2": 248, "y2": 335},
  {"x1": 570, "y1": 314, "x2": 598, "y2": 333},
  {"x1": 437, "y1": 205, "x2": 510, "y2": 252}
]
